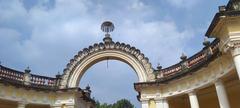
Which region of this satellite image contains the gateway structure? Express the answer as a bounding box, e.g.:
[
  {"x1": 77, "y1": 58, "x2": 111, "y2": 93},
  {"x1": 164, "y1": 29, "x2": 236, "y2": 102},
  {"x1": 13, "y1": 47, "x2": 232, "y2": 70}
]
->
[{"x1": 1, "y1": 0, "x2": 240, "y2": 108}]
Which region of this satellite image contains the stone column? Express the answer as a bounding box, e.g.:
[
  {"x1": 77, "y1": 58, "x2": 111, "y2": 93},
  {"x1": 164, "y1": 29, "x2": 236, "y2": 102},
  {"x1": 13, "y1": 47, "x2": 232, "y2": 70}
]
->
[
  {"x1": 163, "y1": 99, "x2": 169, "y2": 108},
  {"x1": 215, "y1": 80, "x2": 230, "y2": 108},
  {"x1": 141, "y1": 99, "x2": 149, "y2": 108},
  {"x1": 155, "y1": 98, "x2": 169, "y2": 108},
  {"x1": 188, "y1": 91, "x2": 200, "y2": 108},
  {"x1": 18, "y1": 101, "x2": 27, "y2": 108},
  {"x1": 231, "y1": 47, "x2": 240, "y2": 79},
  {"x1": 155, "y1": 100, "x2": 161, "y2": 108}
]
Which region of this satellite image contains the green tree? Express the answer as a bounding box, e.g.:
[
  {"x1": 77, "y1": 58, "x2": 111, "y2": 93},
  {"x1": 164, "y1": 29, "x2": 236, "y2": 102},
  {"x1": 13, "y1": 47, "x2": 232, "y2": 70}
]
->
[
  {"x1": 96, "y1": 99, "x2": 135, "y2": 108},
  {"x1": 112, "y1": 99, "x2": 134, "y2": 108}
]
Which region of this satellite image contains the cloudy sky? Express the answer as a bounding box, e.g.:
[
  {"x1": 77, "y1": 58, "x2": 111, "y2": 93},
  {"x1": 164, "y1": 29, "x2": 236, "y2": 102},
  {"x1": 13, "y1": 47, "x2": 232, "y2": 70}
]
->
[{"x1": 0, "y1": 0, "x2": 228, "y2": 107}]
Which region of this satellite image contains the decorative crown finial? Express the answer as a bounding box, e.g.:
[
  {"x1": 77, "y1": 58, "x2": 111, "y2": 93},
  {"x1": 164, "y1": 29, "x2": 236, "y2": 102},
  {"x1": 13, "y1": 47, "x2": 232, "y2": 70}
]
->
[
  {"x1": 25, "y1": 66, "x2": 31, "y2": 73},
  {"x1": 180, "y1": 53, "x2": 187, "y2": 61},
  {"x1": 203, "y1": 37, "x2": 210, "y2": 46},
  {"x1": 157, "y1": 63, "x2": 162, "y2": 70},
  {"x1": 101, "y1": 21, "x2": 114, "y2": 34},
  {"x1": 101, "y1": 21, "x2": 114, "y2": 43}
]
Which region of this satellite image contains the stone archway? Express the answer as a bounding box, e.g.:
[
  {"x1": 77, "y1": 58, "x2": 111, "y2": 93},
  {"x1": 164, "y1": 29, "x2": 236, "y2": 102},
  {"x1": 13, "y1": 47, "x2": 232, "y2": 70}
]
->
[{"x1": 60, "y1": 41, "x2": 155, "y2": 88}]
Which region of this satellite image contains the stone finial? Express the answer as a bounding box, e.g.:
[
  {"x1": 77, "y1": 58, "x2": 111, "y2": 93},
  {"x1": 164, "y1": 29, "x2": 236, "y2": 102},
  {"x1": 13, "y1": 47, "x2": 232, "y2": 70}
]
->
[
  {"x1": 219, "y1": 5, "x2": 226, "y2": 12},
  {"x1": 56, "y1": 71, "x2": 61, "y2": 78},
  {"x1": 180, "y1": 53, "x2": 187, "y2": 61},
  {"x1": 86, "y1": 84, "x2": 90, "y2": 90},
  {"x1": 203, "y1": 37, "x2": 210, "y2": 46},
  {"x1": 103, "y1": 34, "x2": 113, "y2": 43},
  {"x1": 157, "y1": 63, "x2": 162, "y2": 70},
  {"x1": 24, "y1": 66, "x2": 31, "y2": 73},
  {"x1": 24, "y1": 66, "x2": 31, "y2": 85},
  {"x1": 84, "y1": 84, "x2": 91, "y2": 98},
  {"x1": 101, "y1": 21, "x2": 114, "y2": 43}
]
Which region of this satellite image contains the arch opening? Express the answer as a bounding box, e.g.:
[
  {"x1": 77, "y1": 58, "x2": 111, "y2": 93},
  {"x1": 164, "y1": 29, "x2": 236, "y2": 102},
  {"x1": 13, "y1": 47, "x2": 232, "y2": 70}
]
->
[
  {"x1": 68, "y1": 50, "x2": 147, "y2": 87},
  {"x1": 80, "y1": 60, "x2": 140, "y2": 107}
]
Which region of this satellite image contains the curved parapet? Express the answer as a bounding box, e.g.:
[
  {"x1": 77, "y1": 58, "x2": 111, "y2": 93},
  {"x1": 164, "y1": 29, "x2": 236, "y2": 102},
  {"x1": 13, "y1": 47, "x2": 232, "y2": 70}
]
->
[
  {"x1": 155, "y1": 39, "x2": 220, "y2": 82},
  {"x1": 0, "y1": 65, "x2": 58, "y2": 90}
]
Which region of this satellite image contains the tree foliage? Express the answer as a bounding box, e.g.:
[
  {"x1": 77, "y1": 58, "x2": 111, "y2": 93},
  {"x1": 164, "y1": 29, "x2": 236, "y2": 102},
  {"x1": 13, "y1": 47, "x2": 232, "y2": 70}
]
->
[{"x1": 96, "y1": 99, "x2": 135, "y2": 108}]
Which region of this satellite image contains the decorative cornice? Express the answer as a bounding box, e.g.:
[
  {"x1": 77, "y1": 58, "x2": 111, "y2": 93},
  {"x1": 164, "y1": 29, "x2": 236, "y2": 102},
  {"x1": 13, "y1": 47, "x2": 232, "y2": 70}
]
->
[{"x1": 221, "y1": 34, "x2": 240, "y2": 56}]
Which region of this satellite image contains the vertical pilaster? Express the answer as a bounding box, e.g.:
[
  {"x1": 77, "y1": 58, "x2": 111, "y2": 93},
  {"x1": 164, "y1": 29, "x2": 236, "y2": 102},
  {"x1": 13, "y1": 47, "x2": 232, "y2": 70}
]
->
[
  {"x1": 163, "y1": 99, "x2": 169, "y2": 108},
  {"x1": 18, "y1": 101, "x2": 27, "y2": 108},
  {"x1": 231, "y1": 47, "x2": 240, "y2": 79},
  {"x1": 188, "y1": 91, "x2": 200, "y2": 108},
  {"x1": 215, "y1": 80, "x2": 230, "y2": 108},
  {"x1": 141, "y1": 99, "x2": 149, "y2": 108},
  {"x1": 155, "y1": 98, "x2": 169, "y2": 108}
]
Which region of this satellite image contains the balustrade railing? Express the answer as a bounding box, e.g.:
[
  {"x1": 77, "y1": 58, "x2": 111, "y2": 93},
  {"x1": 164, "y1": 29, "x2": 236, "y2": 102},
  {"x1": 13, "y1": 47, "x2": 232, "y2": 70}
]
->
[
  {"x1": 159, "y1": 39, "x2": 220, "y2": 79},
  {"x1": 0, "y1": 65, "x2": 24, "y2": 83},
  {"x1": 0, "y1": 65, "x2": 58, "y2": 89},
  {"x1": 31, "y1": 74, "x2": 56, "y2": 87}
]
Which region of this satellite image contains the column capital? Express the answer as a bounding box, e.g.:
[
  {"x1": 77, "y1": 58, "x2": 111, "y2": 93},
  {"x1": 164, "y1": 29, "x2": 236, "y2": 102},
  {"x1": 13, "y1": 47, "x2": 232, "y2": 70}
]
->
[
  {"x1": 222, "y1": 37, "x2": 240, "y2": 53},
  {"x1": 18, "y1": 101, "x2": 28, "y2": 108},
  {"x1": 187, "y1": 90, "x2": 197, "y2": 95},
  {"x1": 214, "y1": 79, "x2": 223, "y2": 86},
  {"x1": 140, "y1": 98, "x2": 149, "y2": 103},
  {"x1": 155, "y1": 98, "x2": 169, "y2": 108},
  {"x1": 154, "y1": 97, "x2": 168, "y2": 103}
]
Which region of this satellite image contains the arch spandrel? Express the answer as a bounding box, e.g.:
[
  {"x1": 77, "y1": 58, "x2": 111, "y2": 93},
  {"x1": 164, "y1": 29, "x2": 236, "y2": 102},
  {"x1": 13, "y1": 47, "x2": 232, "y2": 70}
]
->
[{"x1": 60, "y1": 42, "x2": 155, "y2": 88}]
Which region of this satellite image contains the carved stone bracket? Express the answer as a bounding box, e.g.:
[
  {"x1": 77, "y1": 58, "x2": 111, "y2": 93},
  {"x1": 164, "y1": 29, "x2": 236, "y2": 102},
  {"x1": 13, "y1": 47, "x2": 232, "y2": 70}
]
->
[{"x1": 222, "y1": 39, "x2": 240, "y2": 57}]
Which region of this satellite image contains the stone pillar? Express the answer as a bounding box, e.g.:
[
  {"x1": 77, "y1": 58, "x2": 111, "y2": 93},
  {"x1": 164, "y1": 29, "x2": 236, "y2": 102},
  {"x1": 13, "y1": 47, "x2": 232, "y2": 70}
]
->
[
  {"x1": 231, "y1": 47, "x2": 240, "y2": 79},
  {"x1": 24, "y1": 67, "x2": 31, "y2": 85},
  {"x1": 155, "y1": 100, "x2": 161, "y2": 108},
  {"x1": 18, "y1": 102, "x2": 27, "y2": 108},
  {"x1": 155, "y1": 98, "x2": 169, "y2": 108},
  {"x1": 141, "y1": 99, "x2": 149, "y2": 108},
  {"x1": 215, "y1": 80, "x2": 230, "y2": 108},
  {"x1": 163, "y1": 99, "x2": 169, "y2": 108},
  {"x1": 188, "y1": 91, "x2": 200, "y2": 108}
]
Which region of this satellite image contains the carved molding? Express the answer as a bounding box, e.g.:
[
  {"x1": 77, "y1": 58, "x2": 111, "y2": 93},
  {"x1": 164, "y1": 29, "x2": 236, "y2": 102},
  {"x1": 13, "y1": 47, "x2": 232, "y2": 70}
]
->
[
  {"x1": 221, "y1": 33, "x2": 240, "y2": 57},
  {"x1": 61, "y1": 42, "x2": 155, "y2": 88}
]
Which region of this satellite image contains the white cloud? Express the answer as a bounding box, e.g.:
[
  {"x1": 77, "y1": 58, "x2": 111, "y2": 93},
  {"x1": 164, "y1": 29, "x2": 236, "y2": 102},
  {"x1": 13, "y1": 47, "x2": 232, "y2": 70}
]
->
[
  {"x1": 0, "y1": 0, "x2": 196, "y2": 74},
  {"x1": 130, "y1": 0, "x2": 146, "y2": 11},
  {"x1": 0, "y1": 1, "x2": 27, "y2": 21},
  {"x1": 0, "y1": 0, "x2": 196, "y2": 107},
  {"x1": 167, "y1": 0, "x2": 199, "y2": 8},
  {"x1": 116, "y1": 20, "x2": 194, "y2": 67}
]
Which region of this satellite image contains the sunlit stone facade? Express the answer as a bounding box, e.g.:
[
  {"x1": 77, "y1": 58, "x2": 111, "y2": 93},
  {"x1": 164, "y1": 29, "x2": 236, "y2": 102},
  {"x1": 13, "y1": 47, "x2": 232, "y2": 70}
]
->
[{"x1": 1, "y1": 0, "x2": 240, "y2": 108}]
